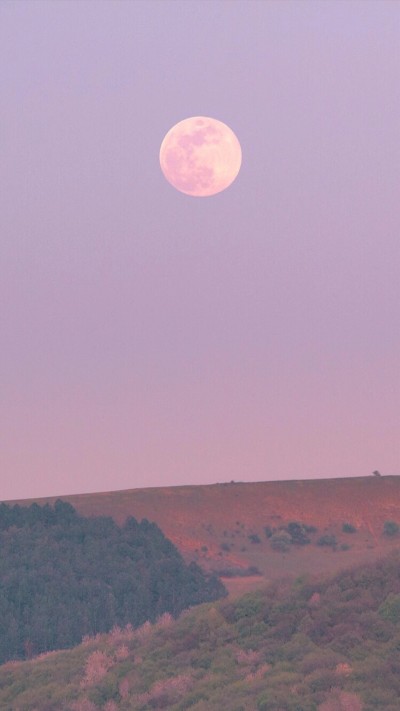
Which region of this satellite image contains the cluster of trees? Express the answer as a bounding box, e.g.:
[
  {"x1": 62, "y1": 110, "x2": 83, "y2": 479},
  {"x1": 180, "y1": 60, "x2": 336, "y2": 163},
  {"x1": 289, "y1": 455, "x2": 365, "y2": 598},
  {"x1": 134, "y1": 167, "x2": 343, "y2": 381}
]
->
[
  {"x1": 218, "y1": 517, "x2": 400, "y2": 562},
  {"x1": 263, "y1": 519, "x2": 400, "y2": 552},
  {"x1": 2, "y1": 551, "x2": 400, "y2": 709},
  {"x1": 265, "y1": 521, "x2": 318, "y2": 551},
  {"x1": 0, "y1": 500, "x2": 226, "y2": 663}
]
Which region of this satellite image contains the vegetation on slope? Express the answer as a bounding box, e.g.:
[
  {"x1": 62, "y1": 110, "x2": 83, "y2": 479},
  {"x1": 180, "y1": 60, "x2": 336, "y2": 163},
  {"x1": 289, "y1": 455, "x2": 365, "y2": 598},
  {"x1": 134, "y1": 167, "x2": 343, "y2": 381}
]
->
[
  {"x1": 0, "y1": 501, "x2": 225, "y2": 664},
  {"x1": 2, "y1": 552, "x2": 400, "y2": 710},
  {"x1": 12, "y1": 477, "x2": 400, "y2": 578}
]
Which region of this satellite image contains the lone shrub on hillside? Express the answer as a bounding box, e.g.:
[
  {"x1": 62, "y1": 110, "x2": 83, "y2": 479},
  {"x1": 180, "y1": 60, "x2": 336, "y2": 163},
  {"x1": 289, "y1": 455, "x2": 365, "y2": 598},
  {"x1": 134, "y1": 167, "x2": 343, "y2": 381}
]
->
[
  {"x1": 304, "y1": 524, "x2": 318, "y2": 534},
  {"x1": 342, "y1": 523, "x2": 357, "y2": 534},
  {"x1": 383, "y1": 521, "x2": 399, "y2": 537},
  {"x1": 317, "y1": 534, "x2": 337, "y2": 548},
  {"x1": 270, "y1": 530, "x2": 291, "y2": 552},
  {"x1": 379, "y1": 593, "x2": 400, "y2": 623},
  {"x1": 287, "y1": 521, "x2": 311, "y2": 545}
]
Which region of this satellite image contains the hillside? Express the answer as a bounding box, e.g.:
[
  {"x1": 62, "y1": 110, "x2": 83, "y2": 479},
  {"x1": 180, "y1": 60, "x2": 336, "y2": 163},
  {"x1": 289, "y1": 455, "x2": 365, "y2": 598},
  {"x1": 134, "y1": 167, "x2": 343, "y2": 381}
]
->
[
  {"x1": 8, "y1": 476, "x2": 400, "y2": 590},
  {"x1": 2, "y1": 551, "x2": 400, "y2": 710}
]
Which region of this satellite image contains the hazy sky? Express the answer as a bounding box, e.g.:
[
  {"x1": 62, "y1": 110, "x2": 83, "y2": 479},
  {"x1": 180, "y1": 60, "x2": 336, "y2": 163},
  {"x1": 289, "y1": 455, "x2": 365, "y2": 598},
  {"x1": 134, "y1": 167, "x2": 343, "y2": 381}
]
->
[{"x1": 1, "y1": 0, "x2": 399, "y2": 500}]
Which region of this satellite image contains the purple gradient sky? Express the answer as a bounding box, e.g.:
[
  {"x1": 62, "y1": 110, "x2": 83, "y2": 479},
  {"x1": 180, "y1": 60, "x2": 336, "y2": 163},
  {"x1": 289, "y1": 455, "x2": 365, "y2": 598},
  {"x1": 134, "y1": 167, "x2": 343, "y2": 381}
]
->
[{"x1": 1, "y1": 0, "x2": 399, "y2": 500}]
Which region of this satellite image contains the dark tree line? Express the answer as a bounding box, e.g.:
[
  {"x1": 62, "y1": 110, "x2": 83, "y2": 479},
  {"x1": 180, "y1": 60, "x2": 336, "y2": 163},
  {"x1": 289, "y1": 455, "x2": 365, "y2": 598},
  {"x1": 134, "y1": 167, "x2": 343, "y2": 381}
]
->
[{"x1": 0, "y1": 500, "x2": 226, "y2": 663}]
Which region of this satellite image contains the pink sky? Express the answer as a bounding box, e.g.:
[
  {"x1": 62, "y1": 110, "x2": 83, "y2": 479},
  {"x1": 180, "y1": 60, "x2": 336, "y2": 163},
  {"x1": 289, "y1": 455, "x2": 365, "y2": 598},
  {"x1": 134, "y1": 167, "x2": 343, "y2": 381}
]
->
[{"x1": 1, "y1": 0, "x2": 399, "y2": 500}]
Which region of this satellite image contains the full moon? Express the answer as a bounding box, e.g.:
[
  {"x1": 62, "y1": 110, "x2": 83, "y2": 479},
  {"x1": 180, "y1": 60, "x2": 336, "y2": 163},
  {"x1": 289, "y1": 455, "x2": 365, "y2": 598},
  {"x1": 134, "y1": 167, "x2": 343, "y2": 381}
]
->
[{"x1": 159, "y1": 116, "x2": 242, "y2": 197}]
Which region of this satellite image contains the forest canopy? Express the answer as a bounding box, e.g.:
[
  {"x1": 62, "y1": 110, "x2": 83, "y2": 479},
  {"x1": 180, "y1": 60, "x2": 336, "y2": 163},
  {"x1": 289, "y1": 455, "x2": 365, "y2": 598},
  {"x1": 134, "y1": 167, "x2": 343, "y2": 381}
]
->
[
  {"x1": 0, "y1": 500, "x2": 226, "y2": 663},
  {"x1": 2, "y1": 551, "x2": 400, "y2": 709}
]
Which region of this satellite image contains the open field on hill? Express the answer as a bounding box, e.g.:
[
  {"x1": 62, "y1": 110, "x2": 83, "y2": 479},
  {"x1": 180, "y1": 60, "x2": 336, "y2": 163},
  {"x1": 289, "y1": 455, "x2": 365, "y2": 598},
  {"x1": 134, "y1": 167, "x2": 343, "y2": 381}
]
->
[{"x1": 7, "y1": 476, "x2": 400, "y2": 593}]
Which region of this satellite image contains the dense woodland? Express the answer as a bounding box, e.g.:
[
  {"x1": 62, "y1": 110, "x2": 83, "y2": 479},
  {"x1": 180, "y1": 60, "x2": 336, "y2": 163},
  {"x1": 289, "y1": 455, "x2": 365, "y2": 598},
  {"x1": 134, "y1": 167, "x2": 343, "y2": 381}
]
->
[
  {"x1": 0, "y1": 501, "x2": 225, "y2": 664},
  {"x1": 1, "y1": 551, "x2": 400, "y2": 709}
]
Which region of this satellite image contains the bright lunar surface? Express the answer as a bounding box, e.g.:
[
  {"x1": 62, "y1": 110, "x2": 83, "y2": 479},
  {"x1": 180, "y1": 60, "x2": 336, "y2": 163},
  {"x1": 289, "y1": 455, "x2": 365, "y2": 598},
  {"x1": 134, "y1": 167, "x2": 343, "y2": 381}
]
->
[{"x1": 159, "y1": 116, "x2": 242, "y2": 197}]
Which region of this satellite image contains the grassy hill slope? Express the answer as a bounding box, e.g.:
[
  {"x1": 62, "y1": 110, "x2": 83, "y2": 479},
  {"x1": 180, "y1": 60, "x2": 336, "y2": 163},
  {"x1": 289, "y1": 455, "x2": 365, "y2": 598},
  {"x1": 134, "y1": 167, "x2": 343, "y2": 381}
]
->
[{"x1": 7, "y1": 476, "x2": 400, "y2": 588}]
